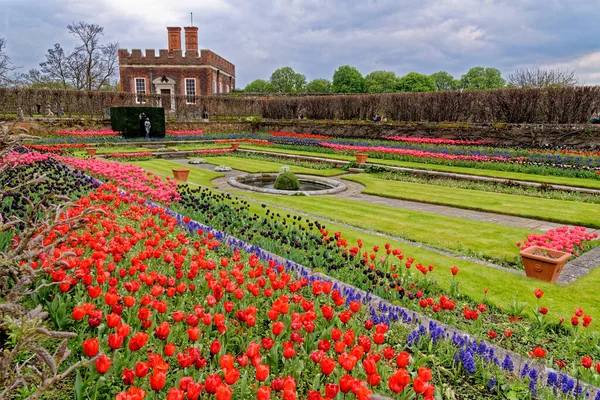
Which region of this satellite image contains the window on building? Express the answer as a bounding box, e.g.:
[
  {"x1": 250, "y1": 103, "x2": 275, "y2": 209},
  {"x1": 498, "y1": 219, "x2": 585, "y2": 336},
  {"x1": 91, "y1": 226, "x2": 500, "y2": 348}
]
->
[
  {"x1": 226, "y1": 84, "x2": 230, "y2": 93},
  {"x1": 213, "y1": 79, "x2": 217, "y2": 94},
  {"x1": 135, "y1": 78, "x2": 146, "y2": 104},
  {"x1": 185, "y1": 78, "x2": 196, "y2": 104},
  {"x1": 219, "y1": 82, "x2": 223, "y2": 94}
]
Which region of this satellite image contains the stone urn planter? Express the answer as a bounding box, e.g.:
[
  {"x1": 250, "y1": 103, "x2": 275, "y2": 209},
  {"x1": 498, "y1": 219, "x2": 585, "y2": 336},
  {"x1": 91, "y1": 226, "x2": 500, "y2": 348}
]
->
[
  {"x1": 86, "y1": 148, "x2": 97, "y2": 156},
  {"x1": 172, "y1": 168, "x2": 191, "y2": 182},
  {"x1": 519, "y1": 246, "x2": 571, "y2": 282},
  {"x1": 230, "y1": 142, "x2": 240, "y2": 150},
  {"x1": 355, "y1": 153, "x2": 368, "y2": 164}
]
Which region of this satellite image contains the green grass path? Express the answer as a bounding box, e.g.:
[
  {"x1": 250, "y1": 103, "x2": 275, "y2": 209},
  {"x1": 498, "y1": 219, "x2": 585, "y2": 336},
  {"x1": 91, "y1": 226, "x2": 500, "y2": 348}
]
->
[
  {"x1": 344, "y1": 174, "x2": 600, "y2": 228},
  {"x1": 203, "y1": 156, "x2": 345, "y2": 176},
  {"x1": 129, "y1": 160, "x2": 223, "y2": 188}
]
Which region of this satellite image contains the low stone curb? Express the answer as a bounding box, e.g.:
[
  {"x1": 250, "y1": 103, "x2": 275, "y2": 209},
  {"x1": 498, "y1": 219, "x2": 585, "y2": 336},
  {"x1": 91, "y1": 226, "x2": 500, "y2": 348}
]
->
[{"x1": 228, "y1": 173, "x2": 347, "y2": 196}]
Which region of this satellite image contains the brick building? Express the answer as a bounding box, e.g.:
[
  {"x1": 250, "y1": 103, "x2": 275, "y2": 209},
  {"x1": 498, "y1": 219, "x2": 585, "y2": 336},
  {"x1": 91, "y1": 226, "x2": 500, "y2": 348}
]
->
[{"x1": 118, "y1": 27, "x2": 235, "y2": 110}]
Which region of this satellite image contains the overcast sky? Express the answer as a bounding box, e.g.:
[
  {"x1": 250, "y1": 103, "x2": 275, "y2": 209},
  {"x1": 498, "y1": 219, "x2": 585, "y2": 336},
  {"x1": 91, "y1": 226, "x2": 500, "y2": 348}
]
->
[{"x1": 2, "y1": 0, "x2": 600, "y2": 87}]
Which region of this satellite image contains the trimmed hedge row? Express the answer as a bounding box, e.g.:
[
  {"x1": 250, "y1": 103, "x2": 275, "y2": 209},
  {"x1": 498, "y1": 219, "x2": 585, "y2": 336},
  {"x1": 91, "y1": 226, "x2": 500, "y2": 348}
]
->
[{"x1": 1, "y1": 86, "x2": 599, "y2": 124}]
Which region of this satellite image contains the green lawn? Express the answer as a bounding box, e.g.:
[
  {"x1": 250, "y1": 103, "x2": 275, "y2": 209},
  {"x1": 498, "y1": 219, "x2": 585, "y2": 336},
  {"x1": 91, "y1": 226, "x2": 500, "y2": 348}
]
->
[
  {"x1": 129, "y1": 159, "x2": 223, "y2": 188},
  {"x1": 203, "y1": 156, "x2": 346, "y2": 177},
  {"x1": 344, "y1": 174, "x2": 600, "y2": 228},
  {"x1": 74, "y1": 147, "x2": 154, "y2": 157},
  {"x1": 241, "y1": 145, "x2": 600, "y2": 190},
  {"x1": 129, "y1": 160, "x2": 600, "y2": 328}
]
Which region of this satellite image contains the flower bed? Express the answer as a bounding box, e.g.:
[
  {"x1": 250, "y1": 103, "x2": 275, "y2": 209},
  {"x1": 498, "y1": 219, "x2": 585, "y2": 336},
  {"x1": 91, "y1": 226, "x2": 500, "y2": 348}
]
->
[
  {"x1": 518, "y1": 226, "x2": 599, "y2": 256},
  {"x1": 319, "y1": 142, "x2": 522, "y2": 162},
  {"x1": 54, "y1": 129, "x2": 121, "y2": 137},
  {"x1": 4, "y1": 153, "x2": 600, "y2": 398},
  {"x1": 270, "y1": 131, "x2": 333, "y2": 140},
  {"x1": 166, "y1": 129, "x2": 204, "y2": 136},
  {"x1": 385, "y1": 136, "x2": 495, "y2": 146},
  {"x1": 104, "y1": 152, "x2": 156, "y2": 161}
]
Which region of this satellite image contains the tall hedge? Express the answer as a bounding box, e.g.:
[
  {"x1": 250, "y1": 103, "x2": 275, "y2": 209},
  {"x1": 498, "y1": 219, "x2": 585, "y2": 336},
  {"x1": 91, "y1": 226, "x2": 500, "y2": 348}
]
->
[
  {"x1": 1, "y1": 87, "x2": 599, "y2": 124},
  {"x1": 111, "y1": 107, "x2": 166, "y2": 138}
]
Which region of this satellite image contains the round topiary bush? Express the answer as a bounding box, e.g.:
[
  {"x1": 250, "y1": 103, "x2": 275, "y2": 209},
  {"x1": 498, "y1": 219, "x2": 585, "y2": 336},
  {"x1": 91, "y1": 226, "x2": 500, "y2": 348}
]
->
[{"x1": 274, "y1": 172, "x2": 300, "y2": 191}]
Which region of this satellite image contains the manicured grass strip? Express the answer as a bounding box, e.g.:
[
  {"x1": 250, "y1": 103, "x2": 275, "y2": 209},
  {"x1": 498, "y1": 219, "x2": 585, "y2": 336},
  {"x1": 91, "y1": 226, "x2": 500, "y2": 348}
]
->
[
  {"x1": 132, "y1": 160, "x2": 600, "y2": 328},
  {"x1": 344, "y1": 174, "x2": 600, "y2": 228},
  {"x1": 241, "y1": 145, "x2": 600, "y2": 190},
  {"x1": 73, "y1": 147, "x2": 154, "y2": 157},
  {"x1": 129, "y1": 159, "x2": 223, "y2": 188},
  {"x1": 233, "y1": 190, "x2": 534, "y2": 266},
  {"x1": 203, "y1": 156, "x2": 346, "y2": 176}
]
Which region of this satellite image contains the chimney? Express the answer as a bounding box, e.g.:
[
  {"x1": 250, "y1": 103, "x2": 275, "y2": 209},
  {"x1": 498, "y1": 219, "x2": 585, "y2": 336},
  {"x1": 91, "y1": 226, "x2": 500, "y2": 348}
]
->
[
  {"x1": 167, "y1": 27, "x2": 182, "y2": 52},
  {"x1": 184, "y1": 26, "x2": 199, "y2": 55}
]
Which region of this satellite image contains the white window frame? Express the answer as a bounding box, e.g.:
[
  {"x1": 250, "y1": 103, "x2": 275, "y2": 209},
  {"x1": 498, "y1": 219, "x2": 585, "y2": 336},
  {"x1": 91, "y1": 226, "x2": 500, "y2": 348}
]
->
[
  {"x1": 226, "y1": 84, "x2": 230, "y2": 93},
  {"x1": 213, "y1": 79, "x2": 217, "y2": 94},
  {"x1": 219, "y1": 81, "x2": 223, "y2": 94},
  {"x1": 135, "y1": 78, "x2": 146, "y2": 104},
  {"x1": 185, "y1": 78, "x2": 196, "y2": 104}
]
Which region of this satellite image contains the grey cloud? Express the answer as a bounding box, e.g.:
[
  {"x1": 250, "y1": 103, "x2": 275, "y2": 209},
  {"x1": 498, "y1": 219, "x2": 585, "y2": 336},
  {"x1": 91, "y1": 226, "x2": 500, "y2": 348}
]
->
[{"x1": 2, "y1": 0, "x2": 600, "y2": 86}]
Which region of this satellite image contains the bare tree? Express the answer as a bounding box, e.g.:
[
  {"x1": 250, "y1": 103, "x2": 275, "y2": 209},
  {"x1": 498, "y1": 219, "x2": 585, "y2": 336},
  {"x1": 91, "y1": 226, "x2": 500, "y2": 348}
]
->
[
  {"x1": 39, "y1": 44, "x2": 71, "y2": 89},
  {"x1": 508, "y1": 67, "x2": 579, "y2": 88},
  {"x1": 37, "y1": 22, "x2": 118, "y2": 91},
  {"x1": 0, "y1": 38, "x2": 18, "y2": 87},
  {"x1": 67, "y1": 22, "x2": 118, "y2": 90}
]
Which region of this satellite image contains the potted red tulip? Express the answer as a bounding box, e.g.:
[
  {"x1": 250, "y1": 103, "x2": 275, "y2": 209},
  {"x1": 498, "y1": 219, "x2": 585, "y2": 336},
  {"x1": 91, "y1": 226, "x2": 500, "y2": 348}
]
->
[
  {"x1": 519, "y1": 246, "x2": 571, "y2": 282},
  {"x1": 172, "y1": 168, "x2": 191, "y2": 182}
]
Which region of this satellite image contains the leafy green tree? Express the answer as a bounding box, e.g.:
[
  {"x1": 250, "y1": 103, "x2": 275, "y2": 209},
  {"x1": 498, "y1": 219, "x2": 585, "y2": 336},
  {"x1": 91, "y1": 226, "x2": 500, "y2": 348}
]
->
[
  {"x1": 332, "y1": 65, "x2": 365, "y2": 93},
  {"x1": 244, "y1": 79, "x2": 274, "y2": 93},
  {"x1": 306, "y1": 78, "x2": 332, "y2": 93},
  {"x1": 429, "y1": 71, "x2": 459, "y2": 91},
  {"x1": 396, "y1": 72, "x2": 436, "y2": 92},
  {"x1": 459, "y1": 67, "x2": 505, "y2": 90},
  {"x1": 269, "y1": 67, "x2": 306, "y2": 92},
  {"x1": 364, "y1": 71, "x2": 397, "y2": 93}
]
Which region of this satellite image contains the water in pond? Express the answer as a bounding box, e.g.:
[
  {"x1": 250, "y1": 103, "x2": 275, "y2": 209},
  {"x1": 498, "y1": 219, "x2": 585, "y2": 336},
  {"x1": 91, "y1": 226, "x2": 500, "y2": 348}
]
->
[{"x1": 258, "y1": 180, "x2": 332, "y2": 191}]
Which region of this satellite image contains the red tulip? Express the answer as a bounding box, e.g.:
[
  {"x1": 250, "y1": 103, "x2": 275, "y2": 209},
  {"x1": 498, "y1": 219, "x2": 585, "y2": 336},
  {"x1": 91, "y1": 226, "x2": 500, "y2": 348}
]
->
[
  {"x1": 210, "y1": 340, "x2": 221, "y2": 354},
  {"x1": 95, "y1": 354, "x2": 112, "y2": 374},
  {"x1": 320, "y1": 357, "x2": 336, "y2": 375},
  {"x1": 128, "y1": 332, "x2": 148, "y2": 351},
  {"x1": 155, "y1": 321, "x2": 170, "y2": 340},
  {"x1": 325, "y1": 383, "x2": 339, "y2": 399},
  {"x1": 256, "y1": 364, "x2": 270, "y2": 381},
  {"x1": 150, "y1": 372, "x2": 166, "y2": 391},
  {"x1": 396, "y1": 351, "x2": 410, "y2": 368},
  {"x1": 165, "y1": 343, "x2": 176, "y2": 356},
  {"x1": 135, "y1": 361, "x2": 150, "y2": 377},
  {"x1": 188, "y1": 327, "x2": 200, "y2": 341},
  {"x1": 82, "y1": 338, "x2": 99, "y2": 357},
  {"x1": 362, "y1": 358, "x2": 377, "y2": 375},
  {"x1": 108, "y1": 333, "x2": 124, "y2": 350},
  {"x1": 388, "y1": 368, "x2": 410, "y2": 393},
  {"x1": 166, "y1": 388, "x2": 185, "y2": 400},
  {"x1": 216, "y1": 385, "x2": 232, "y2": 400},
  {"x1": 338, "y1": 376, "x2": 354, "y2": 394},
  {"x1": 272, "y1": 321, "x2": 285, "y2": 336},
  {"x1": 224, "y1": 368, "x2": 240, "y2": 385},
  {"x1": 533, "y1": 289, "x2": 544, "y2": 299},
  {"x1": 582, "y1": 355, "x2": 593, "y2": 368},
  {"x1": 205, "y1": 374, "x2": 222, "y2": 394},
  {"x1": 258, "y1": 386, "x2": 271, "y2": 400},
  {"x1": 451, "y1": 266, "x2": 459, "y2": 276},
  {"x1": 187, "y1": 382, "x2": 203, "y2": 400},
  {"x1": 122, "y1": 367, "x2": 135, "y2": 385}
]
